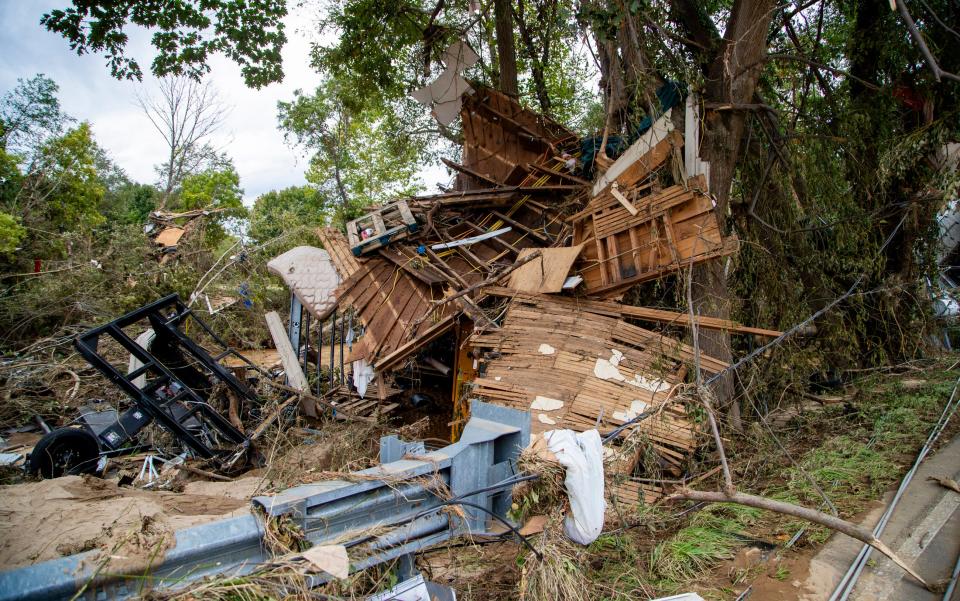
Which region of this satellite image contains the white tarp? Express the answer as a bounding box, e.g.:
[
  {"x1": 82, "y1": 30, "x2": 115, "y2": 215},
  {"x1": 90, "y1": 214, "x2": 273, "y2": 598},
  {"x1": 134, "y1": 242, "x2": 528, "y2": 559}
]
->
[
  {"x1": 353, "y1": 359, "x2": 376, "y2": 399},
  {"x1": 544, "y1": 428, "x2": 606, "y2": 544}
]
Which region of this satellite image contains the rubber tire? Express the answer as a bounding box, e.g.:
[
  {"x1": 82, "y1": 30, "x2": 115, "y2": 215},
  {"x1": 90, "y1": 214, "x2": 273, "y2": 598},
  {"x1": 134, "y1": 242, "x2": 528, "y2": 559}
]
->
[{"x1": 28, "y1": 428, "x2": 101, "y2": 479}]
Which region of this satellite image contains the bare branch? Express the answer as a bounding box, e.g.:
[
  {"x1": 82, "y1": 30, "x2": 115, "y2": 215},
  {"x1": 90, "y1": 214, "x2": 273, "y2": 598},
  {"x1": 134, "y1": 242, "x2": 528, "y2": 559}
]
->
[
  {"x1": 895, "y1": 0, "x2": 960, "y2": 83},
  {"x1": 137, "y1": 76, "x2": 232, "y2": 205},
  {"x1": 667, "y1": 488, "x2": 932, "y2": 590}
]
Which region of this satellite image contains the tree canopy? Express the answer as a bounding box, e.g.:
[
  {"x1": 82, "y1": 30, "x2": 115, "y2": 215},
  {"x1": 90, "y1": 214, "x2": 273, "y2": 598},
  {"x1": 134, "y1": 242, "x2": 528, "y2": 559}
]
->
[{"x1": 42, "y1": 0, "x2": 287, "y2": 88}]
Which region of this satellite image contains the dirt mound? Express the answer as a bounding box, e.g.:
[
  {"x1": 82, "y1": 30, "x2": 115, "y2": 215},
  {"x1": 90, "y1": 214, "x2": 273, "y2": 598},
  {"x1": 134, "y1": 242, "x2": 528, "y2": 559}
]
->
[{"x1": 0, "y1": 474, "x2": 260, "y2": 570}]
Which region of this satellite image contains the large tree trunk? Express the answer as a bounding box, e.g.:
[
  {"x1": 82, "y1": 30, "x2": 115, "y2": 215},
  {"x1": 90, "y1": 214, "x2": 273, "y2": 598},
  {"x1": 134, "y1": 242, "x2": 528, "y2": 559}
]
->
[
  {"x1": 691, "y1": 0, "x2": 777, "y2": 414},
  {"x1": 493, "y1": 0, "x2": 519, "y2": 97}
]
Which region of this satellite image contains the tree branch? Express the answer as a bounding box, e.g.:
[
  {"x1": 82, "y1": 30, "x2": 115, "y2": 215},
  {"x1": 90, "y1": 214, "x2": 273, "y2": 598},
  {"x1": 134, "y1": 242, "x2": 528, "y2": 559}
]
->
[
  {"x1": 667, "y1": 488, "x2": 932, "y2": 590},
  {"x1": 896, "y1": 0, "x2": 960, "y2": 83}
]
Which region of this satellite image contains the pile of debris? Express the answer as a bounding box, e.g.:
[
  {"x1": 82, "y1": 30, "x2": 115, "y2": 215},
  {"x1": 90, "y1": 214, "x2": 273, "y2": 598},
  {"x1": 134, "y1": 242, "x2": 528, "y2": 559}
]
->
[
  {"x1": 262, "y1": 83, "x2": 775, "y2": 501},
  {"x1": 0, "y1": 81, "x2": 786, "y2": 600},
  {"x1": 146, "y1": 207, "x2": 230, "y2": 263}
]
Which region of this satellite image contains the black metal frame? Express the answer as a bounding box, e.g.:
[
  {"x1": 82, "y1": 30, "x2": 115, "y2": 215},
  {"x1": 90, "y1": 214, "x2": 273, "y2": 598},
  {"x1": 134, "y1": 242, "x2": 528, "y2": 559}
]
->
[{"x1": 74, "y1": 294, "x2": 253, "y2": 461}]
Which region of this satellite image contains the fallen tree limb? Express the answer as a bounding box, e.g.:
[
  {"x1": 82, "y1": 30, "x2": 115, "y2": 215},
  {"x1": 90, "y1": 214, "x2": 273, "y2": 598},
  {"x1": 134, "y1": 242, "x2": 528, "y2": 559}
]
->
[
  {"x1": 176, "y1": 463, "x2": 234, "y2": 482},
  {"x1": 666, "y1": 488, "x2": 931, "y2": 589}
]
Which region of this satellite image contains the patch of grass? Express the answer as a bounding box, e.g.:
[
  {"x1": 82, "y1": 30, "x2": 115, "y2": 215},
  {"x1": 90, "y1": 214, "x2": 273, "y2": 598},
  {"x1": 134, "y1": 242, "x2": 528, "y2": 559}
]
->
[
  {"x1": 782, "y1": 435, "x2": 898, "y2": 506},
  {"x1": 585, "y1": 533, "x2": 654, "y2": 600},
  {"x1": 648, "y1": 504, "x2": 760, "y2": 589}
]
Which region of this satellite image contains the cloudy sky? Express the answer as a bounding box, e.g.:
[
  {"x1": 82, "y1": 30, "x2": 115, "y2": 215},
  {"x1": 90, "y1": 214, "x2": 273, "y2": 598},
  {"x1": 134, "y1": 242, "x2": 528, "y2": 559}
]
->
[{"x1": 0, "y1": 2, "x2": 332, "y2": 204}]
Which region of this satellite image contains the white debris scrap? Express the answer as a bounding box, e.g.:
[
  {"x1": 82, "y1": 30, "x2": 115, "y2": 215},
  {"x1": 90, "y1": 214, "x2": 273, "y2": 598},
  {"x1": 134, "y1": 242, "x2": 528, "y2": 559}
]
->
[
  {"x1": 530, "y1": 396, "x2": 564, "y2": 411},
  {"x1": 612, "y1": 400, "x2": 650, "y2": 422},
  {"x1": 593, "y1": 349, "x2": 670, "y2": 392}
]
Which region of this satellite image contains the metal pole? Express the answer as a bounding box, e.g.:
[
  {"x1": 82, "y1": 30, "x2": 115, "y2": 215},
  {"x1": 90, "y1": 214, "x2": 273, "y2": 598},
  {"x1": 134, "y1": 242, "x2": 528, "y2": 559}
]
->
[
  {"x1": 329, "y1": 309, "x2": 336, "y2": 388},
  {"x1": 346, "y1": 311, "x2": 354, "y2": 387},
  {"x1": 316, "y1": 318, "x2": 323, "y2": 397},
  {"x1": 302, "y1": 311, "x2": 311, "y2": 381},
  {"x1": 339, "y1": 311, "x2": 345, "y2": 385},
  {"x1": 944, "y1": 547, "x2": 960, "y2": 601}
]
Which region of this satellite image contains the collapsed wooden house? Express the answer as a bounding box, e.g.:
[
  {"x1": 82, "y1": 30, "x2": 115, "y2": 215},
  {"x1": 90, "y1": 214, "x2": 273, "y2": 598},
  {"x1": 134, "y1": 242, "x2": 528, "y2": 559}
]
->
[{"x1": 268, "y1": 84, "x2": 776, "y2": 503}]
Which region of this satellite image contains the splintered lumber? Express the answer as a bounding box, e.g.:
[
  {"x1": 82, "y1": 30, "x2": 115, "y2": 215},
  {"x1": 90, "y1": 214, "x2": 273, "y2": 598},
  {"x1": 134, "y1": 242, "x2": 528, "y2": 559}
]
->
[
  {"x1": 526, "y1": 162, "x2": 591, "y2": 186},
  {"x1": 592, "y1": 111, "x2": 681, "y2": 196},
  {"x1": 458, "y1": 86, "x2": 575, "y2": 186},
  {"x1": 608, "y1": 479, "x2": 664, "y2": 507},
  {"x1": 249, "y1": 396, "x2": 299, "y2": 439},
  {"x1": 265, "y1": 311, "x2": 315, "y2": 418},
  {"x1": 441, "y1": 157, "x2": 502, "y2": 187},
  {"x1": 374, "y1": 313, "x2": 457, "y2": 372},
  {"x1": 335, "y1": 258, "x2": 454, "y2": 364},
  {"x1": 469, "y1": 292, "x2": 725, "y2": 466},
  {"x1": 616, "y1": 305, "x2": 781, "y2": 337}
]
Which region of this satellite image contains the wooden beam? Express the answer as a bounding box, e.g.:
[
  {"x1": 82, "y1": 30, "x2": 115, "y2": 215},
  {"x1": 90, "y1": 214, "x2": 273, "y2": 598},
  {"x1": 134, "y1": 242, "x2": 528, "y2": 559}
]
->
[
  {"x1": 264, "y1": 311, "x2": 315, "y2": 417},
  {"x1": 526, "y1": 162, "x2": 591, "y2": 186},
  {"x1": 610, "y1": 184, "x2": 638, "y2": 216},
  {"x1": 375, "y1": 313, "x2": 458, "y2": 372},
  {"x1": 378, "y1": 247, "x2": 446, "y2": 286},
  {"x1": 463, "y1": 220, "x2": 521, "y2": 254},
  {"x1": 481, "y1": 287, "x2": 782, "y2": 337},
  {"x1": 438, "y1": 231, "x2": 490, "y2": 273},
  {"x1": 492, "y1": 211, "x2": 550, "y2": 245},
  {"x1": 442, "y1": 158, "x2": 502, "y2": 187}
]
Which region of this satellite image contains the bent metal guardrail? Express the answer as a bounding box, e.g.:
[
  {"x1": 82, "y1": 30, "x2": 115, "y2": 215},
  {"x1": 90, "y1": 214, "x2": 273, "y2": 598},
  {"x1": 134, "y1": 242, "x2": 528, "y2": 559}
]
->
[{"x1": 0, "y1": 401, "x2": 530, "y2": 601}]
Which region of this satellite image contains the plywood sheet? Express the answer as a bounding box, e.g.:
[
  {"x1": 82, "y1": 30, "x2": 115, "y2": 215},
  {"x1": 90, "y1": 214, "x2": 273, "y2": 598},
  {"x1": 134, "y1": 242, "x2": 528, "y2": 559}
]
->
[
  {"x1": 507, "y1": 244, "x2": 585, "y2": 293},
  {"x1": 154, "y1": 227, "x2": 185, "y2": 247}
]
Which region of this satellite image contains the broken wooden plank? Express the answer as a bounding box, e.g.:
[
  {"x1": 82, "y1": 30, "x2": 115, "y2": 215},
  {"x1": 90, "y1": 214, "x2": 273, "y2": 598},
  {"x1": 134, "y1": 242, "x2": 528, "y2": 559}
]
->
[
  {"x1": 442, "y1": 157, "x2": 502, "y2": 187},
  {"x1": 481, "y1": 287, "x2": 779, "y2": 337},
  {"x1": 265, "y1": 311, "x2": 315, "y2": 418},
  {"x1": 592, "y1": 111, "x2": 681, "y2": 196},
  {"x1": 491, "y1": 211, "x2": 550, "y2": 245},
  {"x1": 526, "y1": 161, "x2": 591, "y2": 186},
  {"x1": 431, "y1": 227, "x2": 512, "y2": 250},
  {"x1": 610, "y1": 184, "x2": 638, "y2": 216}
]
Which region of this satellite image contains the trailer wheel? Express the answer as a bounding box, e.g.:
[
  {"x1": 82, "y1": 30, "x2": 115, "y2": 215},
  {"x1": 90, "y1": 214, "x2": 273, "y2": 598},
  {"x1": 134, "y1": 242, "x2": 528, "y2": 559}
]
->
[{"x1": 28, "y1": 428, "x2": 100, "y2": 479}]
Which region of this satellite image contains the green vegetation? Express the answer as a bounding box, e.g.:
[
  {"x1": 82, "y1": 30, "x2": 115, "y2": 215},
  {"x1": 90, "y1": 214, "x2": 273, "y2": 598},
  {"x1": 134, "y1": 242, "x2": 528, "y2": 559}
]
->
[
  {"x1": 42, "y1": 1, "x2": 287, "y2": 88},
  {"x1": 552, "y1": 366, "x2": 960, "y2": 598}
]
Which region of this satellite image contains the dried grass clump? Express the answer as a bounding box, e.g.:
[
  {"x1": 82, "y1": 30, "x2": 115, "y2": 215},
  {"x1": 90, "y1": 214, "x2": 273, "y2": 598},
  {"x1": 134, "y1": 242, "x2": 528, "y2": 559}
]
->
[
  {"x1": 513, "y1": 434, "x2": 567, "y2": 522},
  {"x1": 513, "y1": 435, "x2": 590, "y2": 601},
  {"x1": 519, "y1": 518, "x2": 588, "y2": 601},
  {"x1": 142, "y1": 562, "x2": 315, "y2": 601},
  {"x1": 260, "y1": 513, "x2": 309, "y2": 556}
]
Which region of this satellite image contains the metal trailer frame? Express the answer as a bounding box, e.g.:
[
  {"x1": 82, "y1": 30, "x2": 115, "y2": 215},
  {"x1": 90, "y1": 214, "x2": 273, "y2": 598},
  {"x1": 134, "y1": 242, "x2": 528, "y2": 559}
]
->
[
  {"x1": 0, "y1": 400, "x2": 530, "y2": 601},
  {"x1": 73, "y1": 294, "x2": 252, "y2": 460}
]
